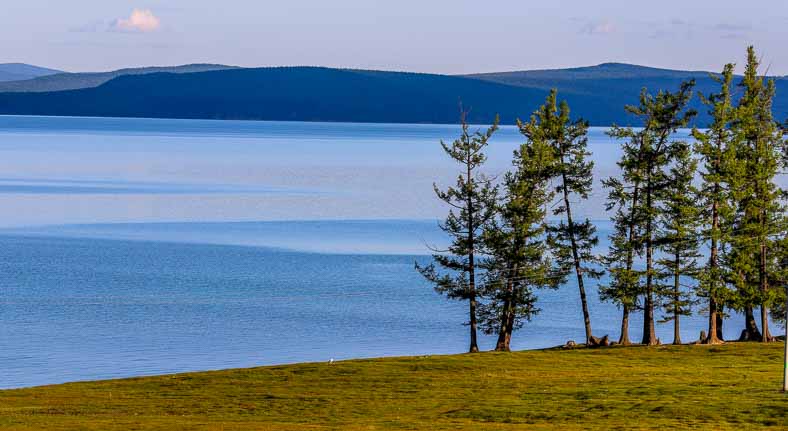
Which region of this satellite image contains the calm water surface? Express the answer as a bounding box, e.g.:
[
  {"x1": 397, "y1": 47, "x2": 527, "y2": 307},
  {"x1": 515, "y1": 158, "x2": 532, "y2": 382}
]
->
[{"x1": 0, "y1": 116, "x2": 743, "y2": 389}]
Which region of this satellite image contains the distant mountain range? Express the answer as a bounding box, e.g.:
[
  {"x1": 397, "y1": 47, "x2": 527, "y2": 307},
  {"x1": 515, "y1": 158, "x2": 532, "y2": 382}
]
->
[
  {"x1": 0, "y1": 64, "x2": 237, "y2": 93},
  {"x1": 0, "y1": 63, "x2": 785, "y2": 126},
  {"x1": 0, "y1": 63, "x2": 62, "y2": 82}
]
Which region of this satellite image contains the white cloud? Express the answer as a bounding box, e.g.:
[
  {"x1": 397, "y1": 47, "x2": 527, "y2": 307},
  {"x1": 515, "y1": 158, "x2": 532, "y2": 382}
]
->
[{"x1": 110, "y1": 9, "x2": 161, "y2": 33}]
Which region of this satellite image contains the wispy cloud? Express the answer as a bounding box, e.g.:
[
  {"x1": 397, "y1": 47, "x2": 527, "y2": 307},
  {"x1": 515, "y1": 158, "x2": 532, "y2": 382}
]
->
[
  {"x1": 110, "y1": 9, "x2": 161, "y2": 33},
  {"x1": 579, "y1": 19, "x2": 615, "y2": 36}
]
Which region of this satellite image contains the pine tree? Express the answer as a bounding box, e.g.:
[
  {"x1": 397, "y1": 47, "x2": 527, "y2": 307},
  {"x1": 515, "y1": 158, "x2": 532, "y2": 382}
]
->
[
  {"x1": 600, "y1": 130, "x2": 646, "y2": 345},
  {"x1": 416, "y1": 112, "x2": 499, "y2": 353},
  {"x1": 479, "y1": 126, "x2": 561, "y2": 352},
  {"x1": 608, "y1": 82, "x2": 696, "y2": 345},
  {"x1": 691, "y1": 63, "x2": 736, "y2": 344},
  {"x1": 656, "y1": 143, "x2": 702, "y2": 345},
  {"x1": 728, "y1": 47, "x2": 784, "y2": 342},
  {"x1": 519, "y1": 89, "x2": 602, "y2": 345}
]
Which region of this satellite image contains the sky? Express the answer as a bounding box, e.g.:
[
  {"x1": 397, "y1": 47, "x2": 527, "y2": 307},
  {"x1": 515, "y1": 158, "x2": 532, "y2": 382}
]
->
[{"x1": 3, "y1": 1, "x2": 788, "y2": 75}]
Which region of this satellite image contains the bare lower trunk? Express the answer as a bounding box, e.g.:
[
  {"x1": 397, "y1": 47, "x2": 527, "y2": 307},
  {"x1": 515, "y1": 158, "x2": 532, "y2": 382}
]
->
[
  {"x1": 495, "y1": 275, "x2": 515, "y2": 352},
  {"x1": 760, "y1": 239, "x2": 771, "y2": 342},
  {"x1": 503, "y1": 307, "x2": 515, "y2": 351},
  {"x1": 495, "y1": 305, "x2": 514, "y2": 352},
  {"x1": 706, "y1": 202, "x2": 723, "y2": 344},
  {"x1": 574, "y1": 239, "x2": 593, "y2": 345},
  {"x1": 641, "y1": 257, "x2": 656, "y2": 344},
  {"x1": 716, "y1": 308, "x2": 724, "y2": 340},
  {"x1": 758, "y1": 207, "x2": 773, "y2": 343},
  {"x1": 619, "y1": 305, "x2": 631, "y2": 345},
  {"x1": 469, "y1": 296, "x2": 479, "y2": 353},
  {"x1": 620, "y1": 171, "x2": 640, "y2": 347},
  {"x1": 740, "y1": 305, "x2": 763, "y2": 341},
  {"x1": 466, "y1": 155, "x2": 479, "y2": 354},
  {"x1": 672, "y1": 254, "x2": 681, "y2": 345},
  {"x1": 495, "y1": 313, "x2": 509, "y2": 352},
  {"x1": 495, "y1": 307, "x2": 511, "y2": 352},
  {"x1": 467, "y1": 244, "x2": 478, "y2": 354},
  {"x1": 783, "y1": 289, "x2": 788, "y2": 392},
  {"x1": 705, "y1": 298, "x2": 723, "y2": 344},
  {"x1": 641, "y1": 176, "x2": 657, "y2": 345},
  {"x1": 560, "y1": 168, "x2": 593, "y2": 344},
  {"x1": 760, "y1": 304, "x2": 771, "y2": 342},
  {"x1": 642, "y1": 292, "x2": 656, "y2": 345},
  {"x1": 468, "y1": 253, "x2": 479, "y2": 353}
]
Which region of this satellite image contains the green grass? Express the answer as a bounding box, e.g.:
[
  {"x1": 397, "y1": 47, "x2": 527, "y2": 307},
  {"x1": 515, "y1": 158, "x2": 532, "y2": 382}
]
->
[{"x1": 1, "y1": 343, "x2": 786, "y2": 430}]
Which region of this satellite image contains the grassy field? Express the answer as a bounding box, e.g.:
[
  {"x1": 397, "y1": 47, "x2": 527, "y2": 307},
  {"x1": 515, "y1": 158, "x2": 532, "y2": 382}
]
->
[{"x1": 1, "y1": 343, "x2": 786, "y2": 430}]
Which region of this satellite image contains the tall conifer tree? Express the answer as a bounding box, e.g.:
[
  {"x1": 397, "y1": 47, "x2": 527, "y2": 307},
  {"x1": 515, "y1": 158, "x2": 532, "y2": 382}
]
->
[
  {"x1": 728, "y1": 47, "x2": 784, "y2": 342},
  {"x1": 691, "y1": 63, "x2": 736, "y2": 344},
  {"x1": 416, "y1": 112, "x2": 499, "y2": 352},
  {"x1": 520, "y1": 89, "x2": 602, "y2": 345},
  {"x1": 479, "y1": 122, "x2": 560, "y2": 352}
]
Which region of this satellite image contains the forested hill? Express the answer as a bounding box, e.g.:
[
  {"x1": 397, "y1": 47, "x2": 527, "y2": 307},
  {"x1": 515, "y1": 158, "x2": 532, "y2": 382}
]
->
[
  {"x1": 0, "y1": 64, "x2": 786, "y2": 126},
  {"x1": 0, "y1": 64, "x2": 238, "y2": 93},
  {"x1": 468, "y1": 62, "x2": 788, "y2": 125}
]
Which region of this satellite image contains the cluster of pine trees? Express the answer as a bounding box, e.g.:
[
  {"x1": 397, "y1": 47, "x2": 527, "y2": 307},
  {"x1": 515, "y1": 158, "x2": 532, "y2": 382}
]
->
[{"x1": 418, "y1": 47, "x2": 788, "y2": 351}]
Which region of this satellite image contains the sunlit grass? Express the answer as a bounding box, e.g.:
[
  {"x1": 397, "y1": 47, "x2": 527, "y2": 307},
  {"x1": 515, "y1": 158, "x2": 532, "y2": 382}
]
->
[{"x1": 1, "y1": 343, "x2": 785, "y2": 430}]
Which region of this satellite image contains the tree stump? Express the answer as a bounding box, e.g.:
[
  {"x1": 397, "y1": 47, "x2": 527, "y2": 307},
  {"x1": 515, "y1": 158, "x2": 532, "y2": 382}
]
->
[{"x1": 588, "y1": 335, "x2": 610, "y2": 348}]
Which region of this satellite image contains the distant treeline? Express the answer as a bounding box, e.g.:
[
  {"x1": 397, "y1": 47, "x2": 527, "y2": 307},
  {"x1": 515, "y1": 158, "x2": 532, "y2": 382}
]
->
[
  {"x1": 419, "y1": 47, "x2": 788, "y2": 352},
  {"x1": 0, "y1": 63, "x2": 786, "y2": 126}
]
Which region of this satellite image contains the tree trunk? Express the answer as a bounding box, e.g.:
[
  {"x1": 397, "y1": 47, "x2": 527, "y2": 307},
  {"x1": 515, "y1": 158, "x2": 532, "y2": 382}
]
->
[
  {"x1": 642, "y1": 288, "x2": 656, "y2": 345},
  {"x1": 705, "y1": 298, "x2": 723, "y2": 344},
  {"x1": 673, "y1": 253, "x2": 681, "y2": 345},
  {"x1": 495, "y1": 304, "x2": 513, "y2": 352},
  {"x1": 503, "y1": 305, "x2": 515, "y2": 351},
  {"x1": 495, "y1": 274, "x2": 515, "y2": 352},
  {"x1": 760, "y1": 239, "x2": 771, "y2": 342},
  {"x1": 494, "y1": 308, "x2": 510, "y2": 352},
  {"x1": 466, "y1": 161, "x2": 479, "y2": 353},
  {"x1": 740, "y1": 305, "x2": 763, "y2": 341},
  {"x1": 469, "y1": 295, "x2": 479, "y2": 353},
  {"x1": 760, "y1": 304, "x2": 771, "y2": 342},
  {"x1": 495, "y1": 300, "x2": 510, "y2": 352},
  {"x1": 642, "y1": 175, "x2": 657, "y2": 345},
  {"x1": 619, "y1": 305, "x2": 631, "y2": 345},
  {"x1": 716, "y1": 308, "x2": 724, "y2": 341},
  {"x1": 560, "y1": 168, "x2": 593, "y2": 344},
  {"x1": 705, "y1": 193, "x2": 724, "y2": 344},
  {"x1": 621, "y1": 179, "x2": 639, "y2": 347},
  {"x1": 783, "y1": 287, "x2": 788, "y2": 393}
]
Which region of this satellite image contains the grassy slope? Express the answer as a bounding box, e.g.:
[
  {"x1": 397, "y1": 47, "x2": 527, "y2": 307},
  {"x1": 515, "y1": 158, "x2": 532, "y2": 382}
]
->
[{"x1": 1, "y1": 343, "x2": 785, "y2": 430}]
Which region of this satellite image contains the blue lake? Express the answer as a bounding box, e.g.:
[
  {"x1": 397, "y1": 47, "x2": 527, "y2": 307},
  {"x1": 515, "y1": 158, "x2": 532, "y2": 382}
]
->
[{"x1": 0, "y1": 116, "x2": 749, "y2": 388}]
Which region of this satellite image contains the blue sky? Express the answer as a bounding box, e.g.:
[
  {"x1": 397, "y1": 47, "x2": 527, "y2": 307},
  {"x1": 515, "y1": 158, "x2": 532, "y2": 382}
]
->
[{"x1": 4, "y1": 1, "x2": 788, "y2": 74}]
